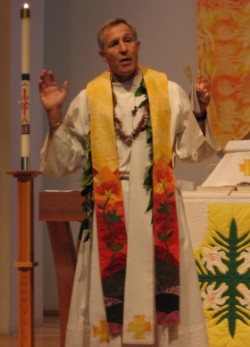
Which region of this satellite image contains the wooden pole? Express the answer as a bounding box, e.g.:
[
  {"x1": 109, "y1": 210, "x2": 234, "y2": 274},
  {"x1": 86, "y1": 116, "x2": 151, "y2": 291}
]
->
[{"x1": 8, "y1": 171, "x2": 41, "y2": 347}]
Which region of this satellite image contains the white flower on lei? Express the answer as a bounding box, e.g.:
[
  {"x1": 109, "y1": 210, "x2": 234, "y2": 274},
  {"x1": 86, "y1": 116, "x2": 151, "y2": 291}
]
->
[
  {"x1": 201, "y1": 246, "x2": 228, "y2": 273},
  {"x1": 202, "y1": 282, "x2": 228, "y2": 309},
  {"x1": 237, "y1": 247, "x2": 250, "y2": 274},
  {"x1": 237, "y1": 283, "x2": 250, "y2": 309}
]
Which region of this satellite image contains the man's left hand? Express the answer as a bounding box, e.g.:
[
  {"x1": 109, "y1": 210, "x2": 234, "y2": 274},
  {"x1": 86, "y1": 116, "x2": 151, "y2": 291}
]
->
[{"x1": 195, "y1": 82, "x2": 210, "y2": 116}]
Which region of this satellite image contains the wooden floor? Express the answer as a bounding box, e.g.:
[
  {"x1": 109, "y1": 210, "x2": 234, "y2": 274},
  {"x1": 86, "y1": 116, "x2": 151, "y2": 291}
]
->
[{"x1": 0, "y1": 315, "x2": 60, "y2": 347}]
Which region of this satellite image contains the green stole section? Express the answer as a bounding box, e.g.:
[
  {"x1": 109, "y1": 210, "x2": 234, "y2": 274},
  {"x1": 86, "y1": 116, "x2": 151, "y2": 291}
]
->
[{"x1": 86, "y1": 66, "x2": 180, "y2": 337}]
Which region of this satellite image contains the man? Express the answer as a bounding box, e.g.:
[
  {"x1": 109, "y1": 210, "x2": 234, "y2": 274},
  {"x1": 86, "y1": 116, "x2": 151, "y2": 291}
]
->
[{"x1": 39, "y1": 18, "x2": 219, "y2": 347}]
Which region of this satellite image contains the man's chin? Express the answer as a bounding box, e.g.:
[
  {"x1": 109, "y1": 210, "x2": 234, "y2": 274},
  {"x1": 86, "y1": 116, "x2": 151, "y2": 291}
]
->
[
  {"x1": 124, "y1": 65, "x2": 139, "y2": 75},
  {"x1": 112, "y1": 67, "x2": 138, "y2": 82}
]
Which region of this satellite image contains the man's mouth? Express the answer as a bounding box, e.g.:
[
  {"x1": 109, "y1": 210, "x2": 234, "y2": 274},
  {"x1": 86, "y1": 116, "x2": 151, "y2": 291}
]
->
[{"x1": 120, "y1": 57, "x2": 131, "y2": 64}]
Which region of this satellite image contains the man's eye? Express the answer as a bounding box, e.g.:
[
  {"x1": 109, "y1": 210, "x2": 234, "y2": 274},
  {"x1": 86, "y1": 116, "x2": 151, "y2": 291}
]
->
[{"x1": 109, "y1": 41, "x2": 118, "y2": 47}]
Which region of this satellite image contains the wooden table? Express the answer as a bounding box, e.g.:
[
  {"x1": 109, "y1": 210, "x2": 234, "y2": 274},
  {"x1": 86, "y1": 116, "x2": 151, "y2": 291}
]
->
[{"x1": 39, "y1": 190, "x2": 84, "y2": 347}]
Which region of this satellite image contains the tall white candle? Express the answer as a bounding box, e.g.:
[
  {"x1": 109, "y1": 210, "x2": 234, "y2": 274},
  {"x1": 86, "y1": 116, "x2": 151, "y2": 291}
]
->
[
  {"x1": 21, "y1": 3, "x2": 30, "y2": 73},
  {"x1": 21, "y1": 3, "x2": 30, "y2": 170}
]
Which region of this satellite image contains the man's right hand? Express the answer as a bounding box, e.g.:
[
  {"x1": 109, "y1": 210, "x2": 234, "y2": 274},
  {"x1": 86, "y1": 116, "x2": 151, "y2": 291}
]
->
[
  {"x1": 39, "y1": 69, "x2": 68, "y2": 130},
  {"x1": 39, "y1": 69, "x2": 68, "y2": 111}
]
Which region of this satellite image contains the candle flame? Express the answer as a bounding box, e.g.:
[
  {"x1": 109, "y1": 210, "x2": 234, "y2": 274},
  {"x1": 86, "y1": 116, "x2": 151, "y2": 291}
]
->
[{"x1": 24, "y1": 3, "x2": 29, "y2": 9}]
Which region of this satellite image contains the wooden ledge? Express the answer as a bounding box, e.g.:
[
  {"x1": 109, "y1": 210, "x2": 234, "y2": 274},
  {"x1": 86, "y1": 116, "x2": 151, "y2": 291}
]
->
[{"x1": 39, "y1": 190, "x2": 85, "y2": 222}]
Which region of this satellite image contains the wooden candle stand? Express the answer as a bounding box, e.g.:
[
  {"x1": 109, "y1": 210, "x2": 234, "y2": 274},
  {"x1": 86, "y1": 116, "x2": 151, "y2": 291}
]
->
[{"x1": 8, "y1": 170, "x2": 41, "y2": 347}]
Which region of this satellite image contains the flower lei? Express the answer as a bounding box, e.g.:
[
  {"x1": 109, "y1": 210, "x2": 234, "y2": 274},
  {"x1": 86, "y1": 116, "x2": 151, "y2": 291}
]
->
[{"x1": 113, "y1": 80, "x2": 150, "y2": 146}]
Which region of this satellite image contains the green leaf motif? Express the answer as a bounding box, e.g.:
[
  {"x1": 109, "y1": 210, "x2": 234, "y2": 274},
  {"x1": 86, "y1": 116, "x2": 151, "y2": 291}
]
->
[
  {"x1": 157, "y1": 201, "x2": 169, "y2": 214},
  {"x1": 145, "y1": 200, "x2": 153, "y2": 213},
  {"x1": 196, "y1": 218, "x2": 250, "y2": 338},
  {"x1": 138, "y1": 99, "x2": 148, "y2": 109},
  {"x1": 143, "y1": 165, "x2": 152, "y2": 190},
  {"x1": 107, "y1": 211, "x2": 122, "y2": 223},
  {"x1": 135, "y1": 81, "x2": 147, "y2": 97},
  {"x1": 81, "y1": 218, "x2": 89, "y2": 230},
  {"x1": 158, "y1": 231, "x2": 173, "y2": 243},
  {"x1": 168, "y1": 192, "x2": 175, "y2": 199},
  {"x1": 107, "y1": 241, "x2": 124, "y2": 253}
]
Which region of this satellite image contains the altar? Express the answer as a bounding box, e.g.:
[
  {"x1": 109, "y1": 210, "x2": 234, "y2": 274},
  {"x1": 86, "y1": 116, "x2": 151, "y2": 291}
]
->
[{"x1": 40, "y1": 188, "x2": 250, "y2": 347}]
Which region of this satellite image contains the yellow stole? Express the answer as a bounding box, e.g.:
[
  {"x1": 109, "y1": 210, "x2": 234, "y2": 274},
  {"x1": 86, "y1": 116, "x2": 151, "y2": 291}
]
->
[{"x1": 86, "y1": 66, "x2": 180, "y2": 337}]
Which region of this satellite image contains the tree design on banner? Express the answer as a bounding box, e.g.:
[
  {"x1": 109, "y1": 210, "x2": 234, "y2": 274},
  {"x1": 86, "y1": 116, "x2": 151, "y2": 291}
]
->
[
  {"x1": 195, "y1": 204, "x2": 250, "y2": 347},
  {"x1": 197, "y1": 0, "x2": 250, "y2": 149}
]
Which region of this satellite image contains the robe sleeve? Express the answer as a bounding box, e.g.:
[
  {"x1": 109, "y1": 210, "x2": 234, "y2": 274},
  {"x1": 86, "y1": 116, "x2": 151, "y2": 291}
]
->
[
  {"x1": 169, "y1": 81, "x2": 220, "y2": 163},
  {"x1": 40, "y1": 90, "x2": 90, "y2": 178}
]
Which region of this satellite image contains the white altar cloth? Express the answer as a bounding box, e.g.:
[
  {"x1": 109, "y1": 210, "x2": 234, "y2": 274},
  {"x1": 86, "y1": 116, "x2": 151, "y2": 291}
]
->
[{"x1": 182, "y1": 190, "x2": 250, "y2": 249}]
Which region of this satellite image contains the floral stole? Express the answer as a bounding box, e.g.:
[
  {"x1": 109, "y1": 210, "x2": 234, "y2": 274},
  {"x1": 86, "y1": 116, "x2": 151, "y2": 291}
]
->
[{"x1": 86, "y1": 66, "x2": 180, "y2": 337}]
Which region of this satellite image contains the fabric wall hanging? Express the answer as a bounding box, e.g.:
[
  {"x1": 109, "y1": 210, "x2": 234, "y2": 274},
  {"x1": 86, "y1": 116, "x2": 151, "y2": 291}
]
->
[{"x1": 197, "y1": 0, "x2": 250, "y2": 149}]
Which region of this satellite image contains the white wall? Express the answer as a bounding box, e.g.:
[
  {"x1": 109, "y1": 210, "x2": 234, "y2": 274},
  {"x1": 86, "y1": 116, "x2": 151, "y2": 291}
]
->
[
  {"x1": 0, "y1": 0, "x2": 220, "y2": 331},
  {"x1": 41, "y1": 0, "x2": 219, "y2": 311}
]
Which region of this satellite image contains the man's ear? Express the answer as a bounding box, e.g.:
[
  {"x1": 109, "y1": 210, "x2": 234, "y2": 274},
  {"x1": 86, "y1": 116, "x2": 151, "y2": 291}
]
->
[{"x1": 99, "y1": 49, "x2": 107, "y2": 62}]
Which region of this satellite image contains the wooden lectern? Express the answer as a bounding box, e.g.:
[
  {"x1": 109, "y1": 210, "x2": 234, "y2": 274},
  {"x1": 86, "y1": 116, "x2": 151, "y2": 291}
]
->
[{"x1": 39, "y1": 190, "x2": 84, "y2": 347}]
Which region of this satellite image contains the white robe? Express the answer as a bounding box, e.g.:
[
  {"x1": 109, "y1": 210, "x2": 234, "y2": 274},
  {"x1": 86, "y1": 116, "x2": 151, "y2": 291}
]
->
[{"x1": 40, "y1": 73, "x2": 219, "y2": 347}]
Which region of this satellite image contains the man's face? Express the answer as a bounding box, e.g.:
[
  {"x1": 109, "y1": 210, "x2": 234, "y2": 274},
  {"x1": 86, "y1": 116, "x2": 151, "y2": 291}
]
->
[{"x1": 99, "y1": 23, "x2": 140, "y2": 82}]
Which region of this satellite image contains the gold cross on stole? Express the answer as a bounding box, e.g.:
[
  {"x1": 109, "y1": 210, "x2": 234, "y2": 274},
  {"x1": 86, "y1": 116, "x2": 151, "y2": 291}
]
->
[
  {"x1": 93, "y1": 320, "x2": 109, "y2": 343},
  {"x1": 127, "y1": 315, "x2": 151, "y2": 339}
]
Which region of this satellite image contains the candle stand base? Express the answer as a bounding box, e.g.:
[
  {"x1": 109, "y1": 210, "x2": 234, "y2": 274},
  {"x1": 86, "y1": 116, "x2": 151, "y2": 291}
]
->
[
  {"x1": 8, "y1": 170, "x2": 42, "y2": 347},
  {"x1": 21, "y1": 157, "x2": 30, "y2": 171}
]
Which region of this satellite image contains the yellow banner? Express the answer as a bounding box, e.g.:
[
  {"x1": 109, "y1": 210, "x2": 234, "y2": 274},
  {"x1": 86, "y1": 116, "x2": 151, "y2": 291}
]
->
[{"x1": 197, "y1": 0, "x2": 250, "y2": 149}]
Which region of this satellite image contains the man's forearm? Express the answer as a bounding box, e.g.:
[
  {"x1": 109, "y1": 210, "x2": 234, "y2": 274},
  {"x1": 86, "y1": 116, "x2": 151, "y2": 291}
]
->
[{"x1": 47, "y1": 107, "x2": 64, "y2": 138}]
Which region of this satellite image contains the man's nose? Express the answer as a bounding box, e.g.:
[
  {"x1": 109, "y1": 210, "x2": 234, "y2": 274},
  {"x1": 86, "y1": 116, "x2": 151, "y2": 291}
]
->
[{"x1": 119, "y1": 41, "x2": 128, "y2": 53}]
